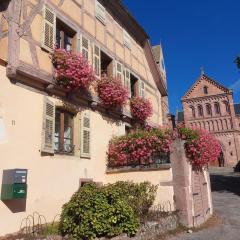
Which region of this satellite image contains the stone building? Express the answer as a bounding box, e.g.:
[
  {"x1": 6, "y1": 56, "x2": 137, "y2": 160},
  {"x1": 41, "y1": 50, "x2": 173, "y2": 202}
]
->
[
  {"x1": 0, "y1": 0, "x2": 172, "y2": 235},
  {"x1": 176, "y1": 73, "x2": 240, "y2": 167}
]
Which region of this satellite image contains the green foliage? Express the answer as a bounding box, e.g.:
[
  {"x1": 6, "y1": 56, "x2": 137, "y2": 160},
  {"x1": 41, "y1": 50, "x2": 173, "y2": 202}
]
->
[
  {"x1": 178, "y1": 127, "x2": 199, "y2": 142},
  {"x1": 103, "y1": 181, "x2": 157, "y2": 219},
  {"x1": 235, "y1": 56, "x2": 240, "y2": 69},
  {"x1": 42, "y1": 222, "x2": 59, "y2": 236},
  {"x1": 59, "y1": 182, "x2": 147, "y2": 239}
]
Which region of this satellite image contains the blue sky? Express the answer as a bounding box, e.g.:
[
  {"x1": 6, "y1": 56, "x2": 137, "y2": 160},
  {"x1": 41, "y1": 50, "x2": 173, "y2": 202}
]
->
[{"x1": 123, "y1": 0, "x2": 240, "y2": 114}]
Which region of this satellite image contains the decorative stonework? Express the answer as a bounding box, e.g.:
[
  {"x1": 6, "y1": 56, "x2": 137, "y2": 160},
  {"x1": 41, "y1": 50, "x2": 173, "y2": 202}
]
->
[{"x1": 179, "y1": 74, "x2": 240, "y2": 167}]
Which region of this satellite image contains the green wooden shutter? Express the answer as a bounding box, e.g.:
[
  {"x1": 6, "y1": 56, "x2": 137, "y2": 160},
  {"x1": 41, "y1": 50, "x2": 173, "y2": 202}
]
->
[
  {"x1": 81, "y1": 111, "x2": 91, "y2": 158},
  {"x1": 41, "y1": 5, "x2": 56, "y2": 51},
  {"x1": 41, "y1": 97, "x2": 55, "y2": 154}
]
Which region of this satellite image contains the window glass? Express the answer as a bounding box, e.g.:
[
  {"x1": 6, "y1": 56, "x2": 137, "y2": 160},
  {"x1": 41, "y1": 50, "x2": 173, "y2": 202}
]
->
[{"x1": 54, "y1": 109, "x2": 74, "y2": 154}]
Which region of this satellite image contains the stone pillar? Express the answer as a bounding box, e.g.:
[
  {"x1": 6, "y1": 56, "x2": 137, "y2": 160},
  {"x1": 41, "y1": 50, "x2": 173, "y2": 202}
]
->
[{"x1": 170, "y1": 139, "x2": 194, "y2": 227}]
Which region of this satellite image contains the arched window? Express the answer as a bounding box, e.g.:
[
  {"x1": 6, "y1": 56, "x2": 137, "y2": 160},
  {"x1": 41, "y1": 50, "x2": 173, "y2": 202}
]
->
[
  {"x1": 214, "y1": 102, "x2": 221, "y2": 115},
  {"x1": 197, "y1": 105, "x2": 203, "y2": 117},
  {"x1": 203, "y1": 86, "x2": 208, "y2": 94},
  {"x1": 189, "y1": 105, "x2": 196, "y2": 118},
  {"x1": 206, "y1": 104, "x2": 212, "y2": 116},
  {"x1": 223, "y1": 101, "x2": 230, "y2": 114}
]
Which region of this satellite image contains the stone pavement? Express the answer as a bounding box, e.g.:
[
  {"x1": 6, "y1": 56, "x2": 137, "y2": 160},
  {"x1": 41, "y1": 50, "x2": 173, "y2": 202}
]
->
[{"x1": 168, "y1": 167, "x2": 240, "y2": 240}]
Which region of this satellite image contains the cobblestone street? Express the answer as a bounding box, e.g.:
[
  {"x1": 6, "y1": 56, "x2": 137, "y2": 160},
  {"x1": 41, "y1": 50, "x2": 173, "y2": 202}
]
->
[{"x1": 169, "y1": 168, "x2": 240, "y2": 240}]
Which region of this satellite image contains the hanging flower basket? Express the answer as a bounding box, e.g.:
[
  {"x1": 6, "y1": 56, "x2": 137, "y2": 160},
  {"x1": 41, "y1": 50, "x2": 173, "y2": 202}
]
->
[
  {"x1": 96, "y1": 75, "x2": 128, "y2": 108},
  {"x1": 130, "y1": 97, "x2": 153, "y2": 123},
  {"x1": 178, "y1": 126, "x2": 221, "y2": 167},
  {"x1": 51, "y1": 48, "x2": 96, "y2": 91}
]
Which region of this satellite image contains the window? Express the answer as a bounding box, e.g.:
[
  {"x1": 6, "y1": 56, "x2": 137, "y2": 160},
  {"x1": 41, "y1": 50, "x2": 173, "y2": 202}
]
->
[
  {"x1": 130, "y1": 73, "x2": 139, "y2": 98},
  {"x1": 190, "y1": 106, "x2": 195, "y2": 118},
  {"x1": 229, "y1": 141, "x2": 231, "y2": 146},
  {"x1": 95, "y1": 1, "x2": 106, "y2": 25},
  {"x1": 197, "y1": 105, "x2": 203, "y2": 117},
  {"x1": 223, "y1": 101, "x2": 230, "y2": 114},
  {"x1": 79, "y1": 178, "x2": 93, "y2": 188},
  {"x1": 54, "y1": 109, "x2": 74, "y2": 154},
  {"x1": 123, "y1": 30, "x2": 131, "y2": 49},
  {"x1": 56, "y1": 19, "x2": 76, "y2": 51},
  {"x1": 81, "y1": 36, "x2": 90, "y2": 60},
  {"x1": 206, "y1": 104, "x2": 212, "y2": 116},
  {"x1": 214, "y1": 102, "x2": 221, "y2": 115},
  {"x1": 125, "y1": 124, "x2": 132, "y2": 135},
  {"x1": 116, "y1": 61, "x2": 124, "y2": 81},
  {"x1": 100, "y1": 51, "x2": 113, "y2": 76},
  {"x1": 203, "y1": 86, "x2": 208, "y2": 94}
]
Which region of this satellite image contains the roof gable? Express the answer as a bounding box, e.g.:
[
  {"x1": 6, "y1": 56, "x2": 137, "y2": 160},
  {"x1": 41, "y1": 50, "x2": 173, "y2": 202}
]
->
[{"x1": 182, "y1": 74, "x2": 231, "y2": 100}]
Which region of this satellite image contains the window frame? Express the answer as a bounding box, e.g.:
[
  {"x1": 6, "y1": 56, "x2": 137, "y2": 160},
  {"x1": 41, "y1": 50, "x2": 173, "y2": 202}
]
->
[
  {"x1": 214, "y1": 102, "x2": 221, "y2": 115},
  {"x1": 206, "y1": 103, "x2": 212, "y2": 116},
  {"x1": 189, "y1": 105, "x2": 196, "y2": 118},
  {"x1": 54, "y1": 108, "x2": 75, "y2": 155},
  {"x1": 197, "y1": 105, "x2": 204, "y2": 117},
  {"x1": 203, "y1": 86, "x2": 208, "y2": 94}
]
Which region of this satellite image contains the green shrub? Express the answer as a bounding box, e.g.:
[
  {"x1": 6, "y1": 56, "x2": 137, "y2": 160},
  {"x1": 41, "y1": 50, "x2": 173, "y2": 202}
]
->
[
  {"x1": 59, "y1": 183, "x2": 140, "y2": 239},
  {"x1": 103, "y1": 181, "x2": 157, "y2": 219}
]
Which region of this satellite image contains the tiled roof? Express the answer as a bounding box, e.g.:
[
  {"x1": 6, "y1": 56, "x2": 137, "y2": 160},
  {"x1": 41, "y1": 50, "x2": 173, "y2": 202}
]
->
[{"x1": 234, "y1": 104, "x2": 240, "y2": 116}]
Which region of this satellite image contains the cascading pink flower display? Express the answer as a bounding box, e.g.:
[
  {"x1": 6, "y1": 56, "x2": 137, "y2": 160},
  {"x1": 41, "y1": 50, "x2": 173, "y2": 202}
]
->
[
  {"x1": 179, "y1": 127, "x2": 222, "y2": 167},
  {"x1": 130, "y1": 97, "x2": 153, "y2": 123},
  {"x1": 107, "y1": 128, "x2": 173, "y2": 167},
  {"x1": 51, "y1": 48, "x2": 96, "y2": 90},
  {"x1": 96, "y1": 75, "x2": 128, "y2": 107}
]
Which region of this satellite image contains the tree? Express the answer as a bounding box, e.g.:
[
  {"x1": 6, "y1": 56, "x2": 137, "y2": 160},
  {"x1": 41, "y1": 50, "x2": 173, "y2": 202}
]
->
[{"x1": 235, "y1": 56, "x2": 240, "y2": 69}]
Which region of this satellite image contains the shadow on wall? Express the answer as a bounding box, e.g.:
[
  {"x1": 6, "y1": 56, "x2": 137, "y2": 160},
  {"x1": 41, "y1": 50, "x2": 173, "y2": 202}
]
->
[
  {"x1": 2, "y1": 199, "x2": 26, "y2": 213},
  {"x1": 210, "y1": 173, "x2": 240, "y2": 197}
]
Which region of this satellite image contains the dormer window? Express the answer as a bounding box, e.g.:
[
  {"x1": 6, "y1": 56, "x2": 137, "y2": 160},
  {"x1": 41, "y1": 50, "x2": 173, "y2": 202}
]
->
[
  {"x1": 203, "y1": 86, "x2": 208, "y2": 94},
  {"x1": 95, "y1": 1, "x2": 106, "y2": 25}
]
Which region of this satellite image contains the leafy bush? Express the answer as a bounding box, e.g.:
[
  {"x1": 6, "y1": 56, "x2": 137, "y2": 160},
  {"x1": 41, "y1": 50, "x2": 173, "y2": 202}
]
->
[
  {"x1": 96, "y1": 75, "x2": 128, "y2": 108},
  {"x1": 108, "y1": 128, "x2": 173, "y2": 167},
  {"x1": 103, "y1": 181, "x2": 157, "y2": 220},
  {"x1": 51, "y1": 48, "x2": 96, "y2": 90},
  {"x1": 59, "y1": 183, "x2": 140, "y2": 239}
]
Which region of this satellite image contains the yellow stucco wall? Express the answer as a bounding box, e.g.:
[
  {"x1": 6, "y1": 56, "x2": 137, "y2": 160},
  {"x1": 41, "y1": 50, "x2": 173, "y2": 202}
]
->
[
  {"x1": 106, "y1": 170, "x2": 174, "y2": 206},
  {"x1": 0, "y1": 65, "x2": 172, "y2": 235},
  {"x1": 23, "y1": 0, "x2": 163, "y2": 125}
]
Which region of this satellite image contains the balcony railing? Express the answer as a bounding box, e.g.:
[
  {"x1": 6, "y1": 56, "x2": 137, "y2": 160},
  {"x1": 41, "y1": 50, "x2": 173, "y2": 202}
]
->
[{"x1": 107, "y1": 152, "x2": 171, "y2": 172}]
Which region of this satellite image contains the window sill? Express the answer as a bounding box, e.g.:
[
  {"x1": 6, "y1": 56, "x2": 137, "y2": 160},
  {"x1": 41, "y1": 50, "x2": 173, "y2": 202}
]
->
[
  {"x1": 54, "y1": 150, "x2": 74, "y2": 156},
  {"x1": 106, "y1": 163, "x2": 171, "y2": 174}
]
